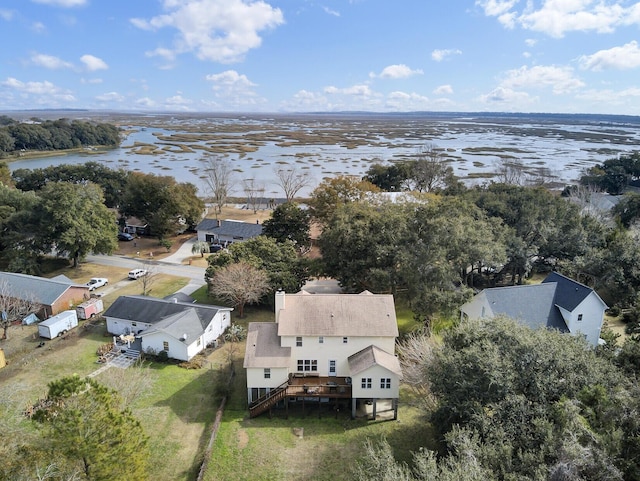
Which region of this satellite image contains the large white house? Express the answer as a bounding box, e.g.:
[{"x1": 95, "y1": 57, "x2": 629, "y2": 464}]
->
[
  {"x1": 244, "y1": 290, "x2": 402, "y2": 420},
  {"x1": 460, "y1": 272, "x2": 607, "y2": 346},
  {"x1": 103, "y1": 295, "x2": 233, "y2": 361}
]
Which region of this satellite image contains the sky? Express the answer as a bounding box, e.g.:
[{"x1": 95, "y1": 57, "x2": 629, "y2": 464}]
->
[{"x1": 1, "y1": 0, "x2": 640, "y2": 115}]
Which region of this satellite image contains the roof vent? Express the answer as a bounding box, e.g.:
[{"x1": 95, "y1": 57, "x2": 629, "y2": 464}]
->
[{"x1": 182, "y1": 333, "x2": 188, "y2": 341}]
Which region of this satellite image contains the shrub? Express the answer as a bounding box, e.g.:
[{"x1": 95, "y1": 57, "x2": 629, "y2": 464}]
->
[{"x1": 179, "y1": 355, "x2": 207, "y2": 370}]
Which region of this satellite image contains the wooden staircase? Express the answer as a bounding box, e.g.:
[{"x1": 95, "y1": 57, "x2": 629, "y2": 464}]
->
[{"x1": 248, "y1": 382, "x2": 288, "y2": 418}]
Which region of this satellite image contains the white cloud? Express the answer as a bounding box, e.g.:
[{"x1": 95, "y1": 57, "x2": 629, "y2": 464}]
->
[
  {"x1": 135, "y1": 97, "x2": 157, "y2": 108},
  {"x1": 165, "y1": 94, "x2": 193, "y2": 106},
  {"x1": 80, "y1": 77, "x2": 103, "y2": 84},
  {"x1": 322, "y1": 6, "x2": 340, "y2": 17},
  {"x1": 30, "y1": 52, "x2": 74, "y2": 70},
  {"x1": 324, "y1": 84, "x2": 374, "y2": 96},
  {"x1": 476, "y1": 0, "x2": 518, "y2": 17},
  {"x1": 206, "y1": 70, "x2": 256, "y2": 89},
  {"x1": 80, "y1": 54, "x2": 108, "y2": 71},
  {"x1": 431, "y1": 48, "x2": 462, "y2": 62},
  {"x1": 95, "y1": 92, "x2": 124, "y2": 103},
  {"x1": 131, "y1": 0, "x2": 285, "y2": 64},
  {"x1": 478, "y1": 86, "x2": 533, "y2": 105},
  {"x1": 0, "y1": 9, "x2": 14, "y2": 21},
  {"x1": 433, "y1": 84, "x2": 453, "y2": 95},
  {"x1": 501, "y1": 65, "x2": 584, "y2": 94},
  {"x1": 31, "y1": 0, "x2": 87, "y2": 6},
  {"x1": 386, "y1": 91, "x2": 431, "y2": 110},
  {"x1": 205, "y1": 70, "x2": 264, "y2": 107},
  {"x1": 525, "y1": 38, "x2": 537, "y2": 47},
  {"x1": 479, "y1": 0, "x2": 640, "y2": 38},
  {"x1": 3, "y1": 77, "x2": 62, "y2": 95},
  {"x1": 31, "y1": 22, "x2": 46, "y2": 33},
  {"x1": 576, "y1": 86, "x2": 640, "y2": 103},
  {"x1": 1, "y1": 76, "x2": 76, "y2": 106},
  {"x1": 371, "y1": 64, "x2": 423, "y2": 79},
  {"x1": 579, "y1": 41, "x2": 640, "y2": 71}
]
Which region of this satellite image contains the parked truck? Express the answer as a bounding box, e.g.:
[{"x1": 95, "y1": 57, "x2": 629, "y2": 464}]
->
[
  {"x1": 76, "y1": 297, "x2": 104, "y2": 320},
  {"x1": 38, "y1": 310, "x2": 78, "y2": 339}
]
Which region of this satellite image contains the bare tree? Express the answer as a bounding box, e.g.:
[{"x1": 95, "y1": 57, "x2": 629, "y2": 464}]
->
[
  {"x1": 0, "y1": 280, "x2": 41, "y2": 340},
  {"x1": 202, "y1": 156, "x2": 233, "y2": 214},
  {"x1": 495, "y1": 156, "x2": 527, "y2": 185},
  {"x1": 242, "y1": 178, "x2": 265, "y2": 214},
  {"x1": 208, "y1": 262, "x2": 270, "y2": 317},
  {"x1": 275, "y1": 166, "x2": 312, "y2": 201},
  {"x1": 97, "y1": 359, "x2": 156, "y2": 408},
  {"x1": 135, "y1": 260, "x2": 158, "y2": 296},
  {"x1": 410, "y1": 143, "x2": 452, "y2": 192},
  {"x1": 396, "y1": 329, "x2": 437, "y2": 410}
]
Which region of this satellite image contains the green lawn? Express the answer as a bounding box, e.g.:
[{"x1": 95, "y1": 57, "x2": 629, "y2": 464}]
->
[{"x1": 204, "y1": 364, "x2": 435, "y2": 481}]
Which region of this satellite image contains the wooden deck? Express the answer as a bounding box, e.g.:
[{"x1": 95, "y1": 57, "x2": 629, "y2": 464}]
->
[
  {"x1": 286, "y1": 375, "x2": 352, "y2": 398},
  {"x1": 249, "y1": 376, "x2": 353, "y2": 418}
]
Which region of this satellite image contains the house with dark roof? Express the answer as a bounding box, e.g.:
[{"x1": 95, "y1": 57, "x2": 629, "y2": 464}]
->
[
  {"x1": 0, "y1": 271, "x2": 89, "y2": 318},
  {"x1": 459, "y1": 272, "x2": 607, "y2": 346},
  {"x1": 244, "y1": 290, "x2": 402, "y2": 420},
  {"x1": 103, "y1": 295, "x2": 233, "y2": 361},
  {"x1": 195, "y1": 218, "x2": 263, "y2": 246}
]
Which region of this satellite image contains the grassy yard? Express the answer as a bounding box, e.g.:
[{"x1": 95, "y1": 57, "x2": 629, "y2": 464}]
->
[{"x1": 204, "y1": 363, "x2": 434, "y2": 481}]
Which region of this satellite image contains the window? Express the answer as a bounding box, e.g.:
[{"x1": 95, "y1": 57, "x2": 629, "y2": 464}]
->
[
  {"x1": 577, "y1": 314, "x2": 583, "y2": 321},
  {"x1": 162, "y1": 341, "x2": 169, "y2": 352},
  {"x1": 131, "y1": 322, "x2": 137, "y2": 327},
  {"x1": 361, "y1": 378, "x2": 372, "y2": 389},
  {"x1": 380, "y1": 378, "x2": 391, "y2": 389},
  {"x1": 318, "y1": 336, "x2": 324, "y2": 344},
  {"x1": 264, "y1": 368, "x2": 271, "y2": 379},
  {"x1": 342, "y1": 337, "x2": 348, "y2": 344},
  {"x1": 296, "y1": 336, "x2": 303, "y2": 347},
  {"x1": 197, "y1": 338, "x2": 201, "y2": 346},
  {"x1": 297, "y1": 359, "x2": 318, "y2": 372}
]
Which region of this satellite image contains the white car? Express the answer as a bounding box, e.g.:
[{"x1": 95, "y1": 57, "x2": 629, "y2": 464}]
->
[
  {"x1": 128, "y1": 268, "x2": 148, "y2": 280},
  {"x1": 86, "y1": 277, "x2": 108, "y2": 291}
]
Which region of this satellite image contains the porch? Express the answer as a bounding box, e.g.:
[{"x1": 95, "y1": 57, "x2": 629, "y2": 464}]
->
[{"x1": 248, "y1": 376, "x2": 352, "y2": 418}]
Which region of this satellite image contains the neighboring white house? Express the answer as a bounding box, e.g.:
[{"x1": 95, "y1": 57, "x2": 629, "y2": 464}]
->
[
  {"x1": 460, "y1": 272, "x2": 607, "y2": 346},
  {"x1": 195, "y1": 219, "x2": 263, "y2": 246},
  {"x1": 244, "y1": 290, "x2": 402, "y2": 420},
  {"x1": 103, "y1": 295, "x2": 233, "y2": 361}
]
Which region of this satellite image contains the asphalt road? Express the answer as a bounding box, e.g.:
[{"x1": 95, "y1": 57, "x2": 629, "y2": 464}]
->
[{"x1": 86, "y1": 254, "x2": 207, "y2": 294}]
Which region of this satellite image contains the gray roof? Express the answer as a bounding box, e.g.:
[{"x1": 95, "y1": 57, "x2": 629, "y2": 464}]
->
[
  {"x1": 163, "y1": 292, "x2": 195, "y2": 304},
  {"x1": 479, "y1": 283, "x2": 568, "y2": 332},
  {"x1": 348, "y1": 345, "x2": 402, "y2": 377},
  {"x1": 104, "y1": 295, "x2": 231, "y2": 342},
  {"x1": 542, "y1": 271, "x2": 608, "y2": 311},
  {"x1": 195, "y1": 219, "x2": 263, "y2": 239},
  {"x1": 243, "y1": 322, "x2": 291, "y2": 368},
  {"x1": 0, "y1": 271, "x2": 87, "y2": 306},
  {"x1": 277, "y1": 291, "x2": 398, "y2": 338}
]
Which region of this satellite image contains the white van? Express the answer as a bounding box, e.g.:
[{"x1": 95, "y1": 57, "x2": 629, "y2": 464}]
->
[{"x1": 128, "y1": 268, "x2": 148, "y2": 280}]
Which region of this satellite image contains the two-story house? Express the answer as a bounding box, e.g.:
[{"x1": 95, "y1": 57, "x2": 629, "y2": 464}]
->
[
  {"x1": 244, "y1": 290, "x2": 402, "y2": 420},
  {"x1": 460, "y1": 272, "x2": 607, "y2": 346}
]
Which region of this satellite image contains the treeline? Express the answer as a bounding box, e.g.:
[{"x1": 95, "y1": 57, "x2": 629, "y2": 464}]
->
[
  {"x1": 0, "y1": 116, "x2": 120, "y2": 154},
  {"x1": 0, "y1": 161, "x2": 204, "y2": 273},
  {"x1": 356, "y1": 317, "x2": 640, "y2": 481}
]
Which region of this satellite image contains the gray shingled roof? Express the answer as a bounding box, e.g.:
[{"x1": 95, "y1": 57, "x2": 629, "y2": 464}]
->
[
  {"x1": 480, "y1": 283, "x2": 568, "y2": 332},
  {"x1": 243, "y1": 322, "x2": 291, "y2": 368},
  {"x1": 138, "y1": 308, "x2": 205, "y2": 344},
  {"x1": 542, "y1": 271, "x2": 607, "y2": 311},
  {"x1": 348, "y1": 345, "x2": 402, "y2": 377},
  {"x1": 0, "y1": 271, "x2": 87, "y2": 306},
  {"x1": 104, "y1": 295, "x2": 231, "y2": 334},
  {"x1": 195, "y1": 219, "x2": 263, "y2": 239},
  {"x1": 277, "y1": 292, "x2": 398, "y2": 337}
]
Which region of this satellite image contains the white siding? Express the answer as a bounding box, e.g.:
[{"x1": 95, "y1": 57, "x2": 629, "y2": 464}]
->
[
  {"x1": 561, "y1": 293, "x2": 605, "y2": 346},
  {"x1": 282, "y1": 335, "x2": 396, "y2": 376},
  {"x1": 106, "y1": 317, "x2": 152, "y2": 335},
  {"x1": 246, "y1": 367, "x2": 288, "y2": 389},
  {"x1": 141, "y1": 332, "x2": 190, "y2": 361},
  {"x1": 351, "y1": 364, "x2": 400, "y2": 399}
]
